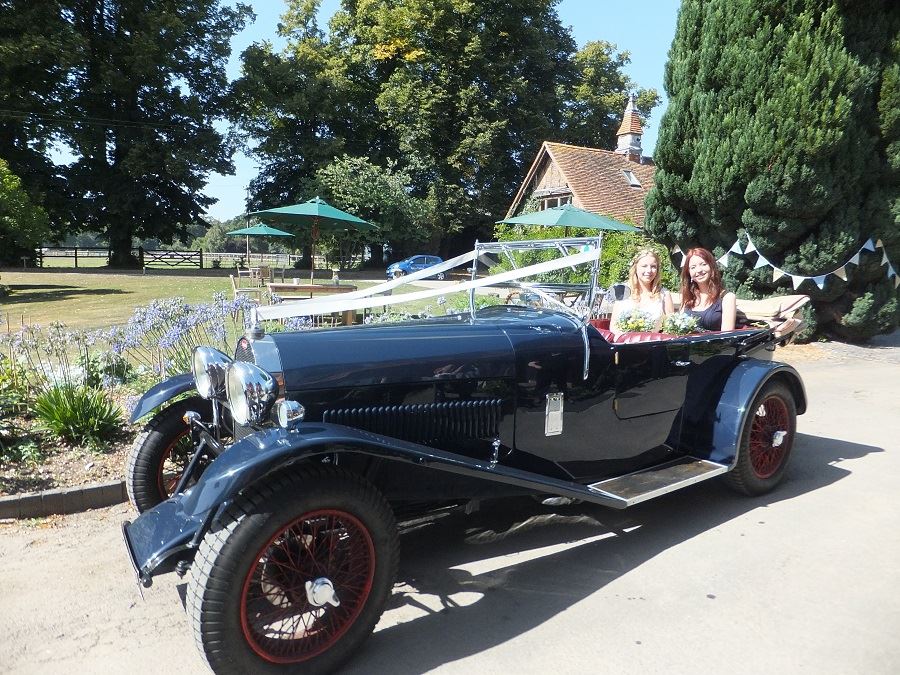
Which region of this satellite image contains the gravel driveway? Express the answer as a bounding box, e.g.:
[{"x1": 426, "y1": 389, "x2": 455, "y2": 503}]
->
[{"x1": 1, "y1": 340, "x2": 898, "y2": 674}]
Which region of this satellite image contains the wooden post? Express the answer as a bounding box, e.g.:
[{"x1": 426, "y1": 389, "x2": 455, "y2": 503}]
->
[
  {"x1": 138, "y1": 246, "x2": 144, "y2": 268},
  {"x1": 74, "y1": 246, "x2": 78, "y2": 268},
  {"x1": 199, "y1": 248, "x2": 204, "y2": 269}
]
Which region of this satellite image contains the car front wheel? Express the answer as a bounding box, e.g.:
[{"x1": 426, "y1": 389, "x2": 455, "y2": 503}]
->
[
  {"x1": 126, "y1": 397, "x2": 225, "y2": 513},
  {"x1": 392, "y1": 269, "x2": 405, "y2": 278},
  {"x1": 186, "y1": 466, "x2": 399, "y2": 675},
  {"x1": 725, "y1": 381, "x2": 797, "y2": 495}
]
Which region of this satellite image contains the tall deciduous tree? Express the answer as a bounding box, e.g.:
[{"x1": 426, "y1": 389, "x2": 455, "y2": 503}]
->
[
  {"x1": 0, "y1": 1, "x2": 77, "y2": 231},
  {"x1": 55, "y1": 1, "x2": 251, "y2": 266},
  {"x1": 563, "y1": 41, "x2": 659, "y2": 148},
  {"x1": 0, "y1": 158, "x2": 49, "y2": 265},
  {"x1": 646, "y1": 0, "x2": 899, "y2": 340}
]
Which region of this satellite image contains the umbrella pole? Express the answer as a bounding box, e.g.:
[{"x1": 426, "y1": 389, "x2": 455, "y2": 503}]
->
[{"x1": 246, "y1": 235, "x2": 250, "y2": 267}]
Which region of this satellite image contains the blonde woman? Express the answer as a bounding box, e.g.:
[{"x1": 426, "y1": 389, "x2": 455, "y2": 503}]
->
[{"x1": 610, "y1": 249, "x2": 674, "y2": 333}]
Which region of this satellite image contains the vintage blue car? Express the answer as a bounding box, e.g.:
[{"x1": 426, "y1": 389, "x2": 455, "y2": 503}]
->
[
  {"x1": 386, "y1": 254, "x2": 445, "y2": 279},
  {"x1": 123, "y1": 238, "x2": 805, "y2": 674}
]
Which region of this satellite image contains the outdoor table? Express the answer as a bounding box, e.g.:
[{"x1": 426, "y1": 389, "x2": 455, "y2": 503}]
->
[{"x1": 267, "y1": 282, "x2": 358, "y2": 325}]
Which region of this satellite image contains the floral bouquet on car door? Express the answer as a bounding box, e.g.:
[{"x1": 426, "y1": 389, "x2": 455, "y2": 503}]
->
[
  {"x1": 661, "y1": 312, "x2": 700, "y2": 336},
  {"x1": 615, "y1": 309, "x2": 655, "y2": 333}
]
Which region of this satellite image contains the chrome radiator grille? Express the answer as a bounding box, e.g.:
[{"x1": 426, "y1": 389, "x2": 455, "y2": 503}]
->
[
  {"x1": 234, "y1": 338, "x2": 255, "y2": 364},
  {"x1": 323, "y1": 399, "x2": 503, "y2": 443}
]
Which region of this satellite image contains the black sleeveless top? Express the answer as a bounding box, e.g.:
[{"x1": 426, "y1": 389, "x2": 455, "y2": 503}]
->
[{"x1": 686, "y1": 298, "x2": 723, "y2": 331}]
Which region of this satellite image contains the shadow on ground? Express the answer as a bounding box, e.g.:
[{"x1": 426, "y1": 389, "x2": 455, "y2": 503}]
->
[
  {"x1": 339, "y1": 432, "x2": 880, "y2": 673},
  {"x1": 3, "y1": 284, "x2": 128, "y2": 307}
]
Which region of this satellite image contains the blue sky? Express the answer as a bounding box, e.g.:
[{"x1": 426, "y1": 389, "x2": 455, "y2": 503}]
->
[{"x1": 206, "y1": 0, "x2": 681, "y2": 220}]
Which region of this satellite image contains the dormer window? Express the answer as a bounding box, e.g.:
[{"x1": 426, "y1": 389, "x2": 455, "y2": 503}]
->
[{"x1": 623, "y1": 170, "x2": 641, "y2": 188}]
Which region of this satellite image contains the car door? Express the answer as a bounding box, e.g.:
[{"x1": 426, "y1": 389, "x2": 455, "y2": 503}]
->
[{"x1": 409, "y1": 256, "x2": 427, "y2": 272}]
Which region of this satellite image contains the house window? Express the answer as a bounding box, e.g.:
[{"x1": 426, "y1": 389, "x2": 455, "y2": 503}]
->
[
  {"x1": 623, "y1": 170, "x2": 641, "y2": 188},
  {"x1": 539, "y1": 194, "x2": 572, "y2": 210}
]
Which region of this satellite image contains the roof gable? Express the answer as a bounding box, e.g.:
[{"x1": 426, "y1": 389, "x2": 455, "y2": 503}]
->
[{"x1": 507, "y1": 142, "x2": 656, "y2": 226}]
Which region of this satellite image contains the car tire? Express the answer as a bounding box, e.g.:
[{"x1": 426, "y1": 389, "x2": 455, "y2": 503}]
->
[
  {"x1": 725, "y1": 381, "x2": 797, "y2": 496},
  {"x1": 186, "y1": 466, "x2": 399, "y2": 675},
  {"x1": 392, "y1": 270, "x2": 405, "y2": 279},
  {"x1": 126, "y1": 397, "x2": 224, "y2": 513},
  {"x1": 435, "y1": 271, "x2": 445, "y2": 280}
]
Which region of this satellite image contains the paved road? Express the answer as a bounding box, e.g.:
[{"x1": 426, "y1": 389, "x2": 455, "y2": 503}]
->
[{"x1": 1, "y1": 342, "x2": 898, "y2": 674}]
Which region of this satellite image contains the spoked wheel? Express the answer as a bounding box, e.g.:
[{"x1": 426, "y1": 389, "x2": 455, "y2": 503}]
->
[
  {"x1": 126, "y1": 397, "x2": 228, "y2": 513},
  {"x1": 434, "y1": 271, "x2": 445, "y2": 280},
  {"x1": 726, "y1": 381, "x2": 797, "y2": 495},
  {"x1": 392, "y1": 270, "x2": 405, "y2": 279},
  {"x1": 187, "y1": 467, "x2": 398, "y2": 675}
]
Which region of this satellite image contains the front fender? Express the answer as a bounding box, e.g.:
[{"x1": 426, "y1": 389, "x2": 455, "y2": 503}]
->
[
  {"x1": 710, "y1": 359, "x2": 806, "y2": 466},
  {"x1": 129, "y1": 373, "x2": 194, "y2": 423}
]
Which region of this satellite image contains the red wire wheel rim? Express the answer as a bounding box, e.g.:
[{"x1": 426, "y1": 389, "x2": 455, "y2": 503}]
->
[
  {"x1": 156, "y1": 430, "x2": 192, "y2": 498},
  {"x1": 239, "y1": 509, "x2": 376, "y2": 664},
  {"x1": 748, "y1": 395, "x2": 791, "y2": 479}
]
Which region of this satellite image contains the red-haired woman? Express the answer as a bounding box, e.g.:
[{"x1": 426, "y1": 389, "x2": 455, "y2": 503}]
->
[{"x1": 680, "y1": 247, "x2": 736, "y2": 331}]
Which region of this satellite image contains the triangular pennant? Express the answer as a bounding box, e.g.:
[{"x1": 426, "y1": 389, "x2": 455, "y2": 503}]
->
[
  {"x1": 813, "y1": 275, "x2": 827, "y2": 290},
  {"x1": 863, "y1": 239, "x2": 876, "y2": 252},
  {"x1": 876, "y1": 239, "x2": 884, "y2": 249},
  {"x1": 834, "y1": 266, "x2": 848, "y2": 281},
  {"x1": 754, "y1": 254, "x2": 770, "y2": 269},
  {"x1": 728, "y1": 240, "x2": 743, "y2": 255},
  {"x1": 882, "y1": 251, "x2": 889, "y2": 266},
  {"x1": 849, "y1": 252, "x2": 860, "y2": 266},
  {"x1": 772, "y1": 268, "x2": 786, "y2": 282},
  {"x1": 679, "y1": 254, "x2": 686, "y2": 267},
  {"x1": 888, "y1": 264, "x2": 897, "y2": 279},
  {"x1": 895, "y1": 276, "x2": 900, "y2": 289},
  {"x1": 671, "y1": 245, "x2": 682, "y2": 254},
  {"x1": 744, "y1": 239, "x2": 757, "y2": 254},
  {"x1": 791, "y1": 275, "x2": 805, "y2": 290},
  {"x1": 718, "y1": 253, "x2": 730, "y2": 267}
]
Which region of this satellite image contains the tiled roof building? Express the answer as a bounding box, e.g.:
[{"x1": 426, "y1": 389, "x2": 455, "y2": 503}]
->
[{"x1": 506, "y1": 95, "x2": 655, "y2": 226}]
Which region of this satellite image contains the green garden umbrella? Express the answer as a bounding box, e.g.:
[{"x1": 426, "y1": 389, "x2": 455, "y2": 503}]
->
[
  {"x1": 498, "y1": 203, "x2": 639, "y2": 233},
  {"x1": 250, "y1": 197, "x2": 376, "y2": 282},
  {"x1": 226, "y1": 224, "x2": 295, "y2": 265}
]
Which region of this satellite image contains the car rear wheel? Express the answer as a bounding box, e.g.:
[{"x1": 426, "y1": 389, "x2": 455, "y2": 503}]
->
[
  {"x1": 725, "y1": 381, "x2": 797, "y2": 495},
  {"x1": 126, "y1": 397, "x2": 226, "y2": 513},
  {"x1": 186, "y1": 466, "x2": 399, "y2": 675},
  {"x1": 434, "y1": 271, "x2": 445, "y2": 280}
]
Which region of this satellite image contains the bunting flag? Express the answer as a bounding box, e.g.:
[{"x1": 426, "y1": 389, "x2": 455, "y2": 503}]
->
[{"x1": 679, "y1": 235, "x2": 897, "y2": 293}]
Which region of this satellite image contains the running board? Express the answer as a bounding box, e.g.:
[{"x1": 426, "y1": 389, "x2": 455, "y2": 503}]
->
[{"x1": 587, "y1": 457, "x2": 728, "y2": 507}]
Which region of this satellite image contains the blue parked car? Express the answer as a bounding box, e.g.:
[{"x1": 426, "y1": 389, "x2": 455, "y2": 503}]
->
[{"x1": 386, "y1": 254, "x2": 445, "y2": 279}]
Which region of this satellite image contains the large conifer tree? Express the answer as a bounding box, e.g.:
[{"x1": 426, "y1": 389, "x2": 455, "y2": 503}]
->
[{"x1": 646, "y1": 0, "x2": 899, "y2": 340}]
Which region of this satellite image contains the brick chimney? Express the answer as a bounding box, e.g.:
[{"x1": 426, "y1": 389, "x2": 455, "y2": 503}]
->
[{"x1": 615, "y1": 93, "x2": 643, "y2": 163}]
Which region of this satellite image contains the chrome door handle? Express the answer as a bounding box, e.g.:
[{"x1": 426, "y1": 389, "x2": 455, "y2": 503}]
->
[{"x1": 672, "y1": 360, "x2": 691, "y2": 367}]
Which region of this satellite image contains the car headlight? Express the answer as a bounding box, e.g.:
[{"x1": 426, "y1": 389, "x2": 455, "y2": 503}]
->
[
  {"x1": 225, "y1": 361, "x2": 277, "y2": 426},
  {"x1": 192, "y1": 347, "x2": 232, "y2": 399}
]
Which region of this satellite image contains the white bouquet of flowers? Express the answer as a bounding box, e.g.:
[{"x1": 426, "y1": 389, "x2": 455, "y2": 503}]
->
[
  {"x1": 615, "y1": 309, "x2": 655, "y2": 333},
  {"x1": 662, "y1": 312, "x2": 700, "y2": 335}
]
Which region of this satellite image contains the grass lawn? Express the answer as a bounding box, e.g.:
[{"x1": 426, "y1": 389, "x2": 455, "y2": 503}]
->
[{"x1": 1, "y1": 270, "x2": 458, "y2": 331}]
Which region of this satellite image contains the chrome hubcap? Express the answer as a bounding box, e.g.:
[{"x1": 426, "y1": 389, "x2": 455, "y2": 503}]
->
[{"x1": 305, "y1": 577, "x2": 341, "y2": 608}]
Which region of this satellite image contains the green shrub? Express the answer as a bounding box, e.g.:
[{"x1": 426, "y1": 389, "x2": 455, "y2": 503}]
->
[{"x1": 33, "y1": 385, "x2": 123, "y2": 448}]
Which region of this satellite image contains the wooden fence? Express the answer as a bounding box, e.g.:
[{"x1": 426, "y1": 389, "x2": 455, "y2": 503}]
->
[{"x1": 34, "y1": 247, "x2": 327, "y2": 270}]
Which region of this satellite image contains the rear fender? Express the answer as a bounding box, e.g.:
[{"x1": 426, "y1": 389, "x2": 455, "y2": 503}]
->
[
  {"x1": 129, "y1": 373, "x2": 195, "y2": 423},
  {"x1": 710, "y1": 360, "x2": 806, "y2": 467}
]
